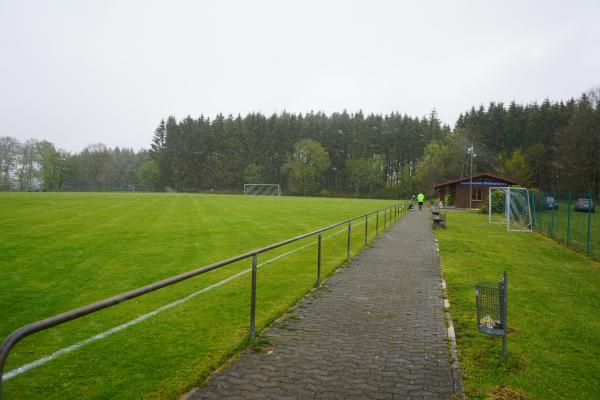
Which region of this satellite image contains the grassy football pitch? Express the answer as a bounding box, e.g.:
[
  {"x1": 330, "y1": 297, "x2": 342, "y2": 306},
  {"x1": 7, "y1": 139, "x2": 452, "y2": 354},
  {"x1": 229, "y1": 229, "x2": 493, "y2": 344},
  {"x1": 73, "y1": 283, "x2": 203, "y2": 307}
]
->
[
  {"x1": 436, "y1": 211, "x2": 600, "y2": 399},
  {"x1": 0, "y1": 192, "x2": 400, "y2": 399}
]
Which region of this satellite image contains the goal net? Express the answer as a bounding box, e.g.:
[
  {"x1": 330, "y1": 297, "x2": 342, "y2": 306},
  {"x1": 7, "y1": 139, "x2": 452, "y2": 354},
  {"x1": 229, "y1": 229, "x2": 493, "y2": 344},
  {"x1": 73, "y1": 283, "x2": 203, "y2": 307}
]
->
[
  {"x1": 489, "y1": 187, "x2": 532, "y2": 232},
  {"x1": 243, "y1": 184, "x2": 281, "y2": 196}
]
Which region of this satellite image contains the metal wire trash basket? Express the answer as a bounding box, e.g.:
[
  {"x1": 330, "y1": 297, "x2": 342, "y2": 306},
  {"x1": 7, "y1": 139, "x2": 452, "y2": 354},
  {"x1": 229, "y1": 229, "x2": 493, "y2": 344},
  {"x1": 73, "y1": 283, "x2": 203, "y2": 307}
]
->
[{"x1": 475, "y1": 271, "x2": 508, "y2": 358}]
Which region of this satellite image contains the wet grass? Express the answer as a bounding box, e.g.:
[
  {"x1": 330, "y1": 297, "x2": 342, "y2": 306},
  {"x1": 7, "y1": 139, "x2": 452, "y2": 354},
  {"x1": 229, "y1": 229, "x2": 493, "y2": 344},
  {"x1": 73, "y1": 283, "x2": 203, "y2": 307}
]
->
[
  {"x1": 0, "y1": 192, "x2": 402, "y2": 399},
  {"x1": 436, "y1": 211, "x2": 600, "y2": 399},
  {"x1": 533, "y1": 204, "x2": 599, "y2": 259}
]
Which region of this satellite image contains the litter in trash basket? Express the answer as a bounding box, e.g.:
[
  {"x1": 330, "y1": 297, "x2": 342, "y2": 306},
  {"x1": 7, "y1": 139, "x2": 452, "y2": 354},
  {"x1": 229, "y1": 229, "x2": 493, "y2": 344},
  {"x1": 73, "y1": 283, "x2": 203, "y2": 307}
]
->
[
  {"x1": 479, "y1": 315, "x2": 502, "y2": 330},
  {"x1": 475, "y1": 271, "x2": 508, "y2": 358}
]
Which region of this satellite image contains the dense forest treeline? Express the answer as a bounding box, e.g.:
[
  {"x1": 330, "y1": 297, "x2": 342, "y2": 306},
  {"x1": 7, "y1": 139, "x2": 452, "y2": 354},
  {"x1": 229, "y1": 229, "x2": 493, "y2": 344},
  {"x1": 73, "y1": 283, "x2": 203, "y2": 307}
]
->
[
  {"x1": 455, "y1": 89, "x2": 600, "y2": 194},
  {"x1": 148, "y1": 110, "x2": 449, "y2": 196},
  {"x1": 1, "y1": 88, "x2": 599, "y2": 197}
]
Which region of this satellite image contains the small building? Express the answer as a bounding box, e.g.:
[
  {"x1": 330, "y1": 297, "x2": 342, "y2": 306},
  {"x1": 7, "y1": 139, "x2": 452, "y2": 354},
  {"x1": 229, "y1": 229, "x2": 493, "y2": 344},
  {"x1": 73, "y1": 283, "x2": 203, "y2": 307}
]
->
[{"x1": 434, "y1": 173, "x2": 518, "y2": 209}]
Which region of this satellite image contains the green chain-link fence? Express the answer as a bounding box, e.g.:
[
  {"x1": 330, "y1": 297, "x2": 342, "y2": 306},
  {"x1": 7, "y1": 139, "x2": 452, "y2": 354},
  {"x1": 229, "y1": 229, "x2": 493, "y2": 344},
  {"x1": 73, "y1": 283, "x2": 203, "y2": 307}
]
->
[{"x1": 531, "y1": 191, "x2": 598, "y2": 259}]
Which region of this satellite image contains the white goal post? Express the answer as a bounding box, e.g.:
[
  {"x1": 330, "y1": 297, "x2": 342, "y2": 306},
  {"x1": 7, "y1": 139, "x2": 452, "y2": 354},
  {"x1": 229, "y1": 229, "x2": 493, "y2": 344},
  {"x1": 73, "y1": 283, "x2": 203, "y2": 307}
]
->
[
  {"x1": 243, "y1": 184, "x2": 281, "y2": 196},
  {"x1": 489, "y1": 187, "x2": 532, "y2": 232}
]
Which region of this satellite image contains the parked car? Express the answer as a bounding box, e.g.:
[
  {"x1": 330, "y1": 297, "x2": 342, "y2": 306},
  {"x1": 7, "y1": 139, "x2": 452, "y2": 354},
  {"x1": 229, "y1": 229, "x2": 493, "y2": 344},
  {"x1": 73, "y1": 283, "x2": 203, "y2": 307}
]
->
[
  {"x1": 574, "y1": 198, "x2": 595, "y2": 213},
  {"x1": 544, "y1": 196, "x2": 559, "y2": 210}
]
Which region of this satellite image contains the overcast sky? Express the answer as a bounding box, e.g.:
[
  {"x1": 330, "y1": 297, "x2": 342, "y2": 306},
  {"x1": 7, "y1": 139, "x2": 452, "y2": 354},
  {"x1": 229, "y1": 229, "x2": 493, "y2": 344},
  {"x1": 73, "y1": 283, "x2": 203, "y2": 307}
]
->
[{"x1": 1, "y1": 0, "x2": 599, "y2": 151}]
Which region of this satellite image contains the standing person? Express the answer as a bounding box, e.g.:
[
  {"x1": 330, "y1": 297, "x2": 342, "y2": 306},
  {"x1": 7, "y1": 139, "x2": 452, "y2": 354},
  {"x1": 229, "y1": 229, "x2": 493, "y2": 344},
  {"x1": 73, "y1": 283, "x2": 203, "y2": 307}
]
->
[{"x1": 417, "y1": 192, "x2": 425, "y2": 210}]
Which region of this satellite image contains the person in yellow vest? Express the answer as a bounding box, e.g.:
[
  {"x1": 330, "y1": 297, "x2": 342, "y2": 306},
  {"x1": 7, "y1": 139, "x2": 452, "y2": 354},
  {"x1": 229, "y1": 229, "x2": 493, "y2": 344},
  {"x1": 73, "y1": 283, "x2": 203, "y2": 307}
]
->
[{"x1": 417, "y1": 192, "x2": 425, "y2": 210}]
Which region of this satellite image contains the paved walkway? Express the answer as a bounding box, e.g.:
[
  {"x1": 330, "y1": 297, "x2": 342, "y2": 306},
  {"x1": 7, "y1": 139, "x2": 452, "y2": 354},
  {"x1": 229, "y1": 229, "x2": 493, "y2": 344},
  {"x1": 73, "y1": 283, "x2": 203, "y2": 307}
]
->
[{"x1": 188, "y1": 209, "x2": 460, "y2": 400}]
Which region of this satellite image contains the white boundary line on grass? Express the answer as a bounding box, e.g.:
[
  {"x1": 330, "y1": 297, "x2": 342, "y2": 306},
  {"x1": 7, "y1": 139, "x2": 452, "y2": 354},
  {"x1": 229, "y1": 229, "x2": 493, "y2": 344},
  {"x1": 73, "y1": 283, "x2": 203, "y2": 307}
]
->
[{"x1": 4, "y1": 221, "x2": 366, "y2": 381}]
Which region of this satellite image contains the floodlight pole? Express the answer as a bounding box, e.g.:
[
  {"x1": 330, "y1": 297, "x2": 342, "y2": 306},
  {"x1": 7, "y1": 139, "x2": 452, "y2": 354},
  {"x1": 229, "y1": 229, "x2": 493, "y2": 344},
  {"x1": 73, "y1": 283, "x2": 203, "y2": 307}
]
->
[{"x1": 468, "y1": 145, "x2": 476, "y2": 209}]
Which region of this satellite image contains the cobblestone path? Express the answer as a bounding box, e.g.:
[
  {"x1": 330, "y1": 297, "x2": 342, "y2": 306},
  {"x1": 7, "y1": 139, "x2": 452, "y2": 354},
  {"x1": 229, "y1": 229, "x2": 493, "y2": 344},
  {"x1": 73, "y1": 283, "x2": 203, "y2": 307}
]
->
[{"x1": 188, "y1": 209, "x2": 460, "y2": 400}]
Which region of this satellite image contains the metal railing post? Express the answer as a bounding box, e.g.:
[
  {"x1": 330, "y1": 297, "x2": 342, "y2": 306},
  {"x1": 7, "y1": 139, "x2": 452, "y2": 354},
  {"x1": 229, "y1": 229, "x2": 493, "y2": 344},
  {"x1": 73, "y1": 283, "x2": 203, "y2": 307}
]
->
[
  {"x1": 316, "y1": 234, "x2": 321, "y2": 286},
  {"x1": 364, "y1": 215, "x2": 368, "y2": 246},
  {"x1": 376, "y1": 211, "x2": 379, "y2": 238},
  {"x1": 347, "y1": 221, "x2": 351, "y2": 261},
  {"x1": 250, "y1": 254, "x2": 257, "y2": 338}
]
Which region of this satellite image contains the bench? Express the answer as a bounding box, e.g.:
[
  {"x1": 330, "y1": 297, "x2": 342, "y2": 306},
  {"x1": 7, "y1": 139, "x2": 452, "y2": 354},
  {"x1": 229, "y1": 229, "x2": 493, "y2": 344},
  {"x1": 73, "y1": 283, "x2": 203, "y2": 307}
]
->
[{"x1": 432, "y1": 206, "x2": 446, "y2": 228}]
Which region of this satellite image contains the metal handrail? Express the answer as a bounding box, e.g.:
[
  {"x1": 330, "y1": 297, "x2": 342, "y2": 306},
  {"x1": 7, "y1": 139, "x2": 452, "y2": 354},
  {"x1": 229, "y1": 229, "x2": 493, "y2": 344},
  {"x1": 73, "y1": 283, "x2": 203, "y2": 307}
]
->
[{"x1": 0, "y1": 202, "x2": 405, "y2": 398}]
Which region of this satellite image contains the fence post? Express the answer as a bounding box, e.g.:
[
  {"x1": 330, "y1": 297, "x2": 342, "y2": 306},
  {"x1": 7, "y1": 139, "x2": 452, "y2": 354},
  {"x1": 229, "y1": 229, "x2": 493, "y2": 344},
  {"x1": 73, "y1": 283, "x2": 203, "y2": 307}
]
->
[
  {"x1": 250, "y1": 254, "x2": 257, "y2": 338},
  {"x1": 364, "y1": 215, "x2": 368, "y2": 246},
  {"x1": 376, "y1": 211, "x2": 379, "y2": 238},
  {"x1": 347, "y1": 221, "x2": 351, "y2": 261},
  {"x1": 502, "y1": 271, "x2": 508, "y2": 359},
  {"x1": 550, "y1": 192, "x2": 556, "y2": 238},
  {"x1": 587, "y1": 192, "x2": 592, "y2": 255},
  {"x1": 539, "y1": 191, "x2": 543, "y2": 231},
  {"x1": 316, "y1": 234, "x2": 322, "y2": 286},
  {"x1": 566, "y1": 192, "x2": 572, "y2": 246},
  {"x1": 530, "y1": 192, "x2": 536, "y2": 229},
  {"x1": 506, "y1": 188, "x2": 511, "y2": 231}
]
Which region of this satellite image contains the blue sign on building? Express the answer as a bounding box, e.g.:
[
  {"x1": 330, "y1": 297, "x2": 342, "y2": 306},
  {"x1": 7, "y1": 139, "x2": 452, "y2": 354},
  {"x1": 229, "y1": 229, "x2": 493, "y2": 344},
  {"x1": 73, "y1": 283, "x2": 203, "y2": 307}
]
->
[{"x1": 460, "y1": 178, "x2": 509, "y2": 186}]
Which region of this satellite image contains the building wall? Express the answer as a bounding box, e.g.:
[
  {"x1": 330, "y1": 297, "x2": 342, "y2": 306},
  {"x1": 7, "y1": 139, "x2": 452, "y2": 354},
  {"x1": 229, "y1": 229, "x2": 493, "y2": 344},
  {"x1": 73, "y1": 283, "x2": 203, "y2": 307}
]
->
[
  {"x1": 437, "y1": 175, "x2": 515, "y2": 209},
  {"x1": 450, "y1": 184, "x2": 490, "y2": 208}
]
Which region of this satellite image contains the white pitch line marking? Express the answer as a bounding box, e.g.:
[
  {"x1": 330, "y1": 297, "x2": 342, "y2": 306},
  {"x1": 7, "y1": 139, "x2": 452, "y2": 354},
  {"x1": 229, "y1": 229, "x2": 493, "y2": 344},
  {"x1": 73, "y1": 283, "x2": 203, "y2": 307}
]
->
[{"x1": 4, "y1": 221, "x2": 364, "y2": 380}]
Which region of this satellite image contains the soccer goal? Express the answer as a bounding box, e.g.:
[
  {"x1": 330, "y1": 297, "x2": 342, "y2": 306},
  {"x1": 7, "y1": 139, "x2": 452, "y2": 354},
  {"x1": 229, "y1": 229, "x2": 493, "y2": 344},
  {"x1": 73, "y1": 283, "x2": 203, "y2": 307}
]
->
[
  {"x1": 243, "y1": 184, "x2": 281, "y2": 196},
  {"x1": 489, "y1": 187, "x2": 532, "y2": 232}
]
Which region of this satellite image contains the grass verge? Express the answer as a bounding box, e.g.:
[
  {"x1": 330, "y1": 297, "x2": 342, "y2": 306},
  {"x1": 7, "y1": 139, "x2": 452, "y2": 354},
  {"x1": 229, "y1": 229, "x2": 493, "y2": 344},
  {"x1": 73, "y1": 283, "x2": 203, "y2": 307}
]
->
[{"x1": 435, "y1": 211, "x2": 600, "y2": 399}]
